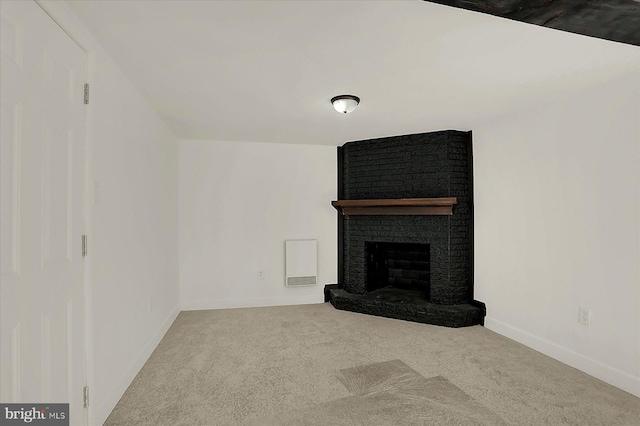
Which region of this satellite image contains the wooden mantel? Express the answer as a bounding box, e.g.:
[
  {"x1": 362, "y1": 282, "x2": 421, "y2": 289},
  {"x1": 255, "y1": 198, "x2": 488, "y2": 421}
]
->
[{"x1": 331, "y1": 198, "x2": 457, "y2": 216}]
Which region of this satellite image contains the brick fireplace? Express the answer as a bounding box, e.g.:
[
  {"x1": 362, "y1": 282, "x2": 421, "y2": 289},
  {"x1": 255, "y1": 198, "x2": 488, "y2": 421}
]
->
[{"x1": 325, "y1": 130, "x2": 485, "y2": 328}]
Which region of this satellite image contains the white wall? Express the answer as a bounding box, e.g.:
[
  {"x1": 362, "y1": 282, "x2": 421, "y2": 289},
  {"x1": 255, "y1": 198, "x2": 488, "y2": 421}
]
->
[
  {"x1": 474, "y1": 50, "x2": 640, "y2": 397},
  {"x1": 89, "y1": 61, "x2": 180, "y2": 424},
  {"x1": 37, "y1": 2, "x2": 180, "y2": 424},
  {"x1": 179, "y1": 139, "x2": 336, "y2": 310}
]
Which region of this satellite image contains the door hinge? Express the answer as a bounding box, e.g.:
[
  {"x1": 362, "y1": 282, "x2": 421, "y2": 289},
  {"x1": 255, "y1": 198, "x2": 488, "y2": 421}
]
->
[
  {"x1": 83, "y1": 386, "x2": 89, "y2": 408},
  {"x1": 84, "y1": 83, "x2": 90, "y2": 105},
  {"x1": 82, "y1": 235, "x2": 87, "y2": 258}
]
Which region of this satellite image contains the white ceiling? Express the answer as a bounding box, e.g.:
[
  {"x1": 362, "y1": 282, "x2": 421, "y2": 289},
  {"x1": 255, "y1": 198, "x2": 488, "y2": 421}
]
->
[{"x1": 65, "y1": 0, "x2": 638, "y2": 146}]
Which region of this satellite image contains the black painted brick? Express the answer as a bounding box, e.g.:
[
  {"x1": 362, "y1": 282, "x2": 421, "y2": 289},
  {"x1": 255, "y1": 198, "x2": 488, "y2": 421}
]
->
[
  {"x1": 341, "y1": 130, "x2": 472, "y2": 306},
  {"x1": 328, "y1": 288, "x2": 483, "y2": 328}
]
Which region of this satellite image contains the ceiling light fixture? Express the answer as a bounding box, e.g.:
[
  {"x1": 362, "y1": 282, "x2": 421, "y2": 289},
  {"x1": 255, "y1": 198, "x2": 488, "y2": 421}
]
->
[{"x1": 331, "y1": 95, "x2": 360, "y2": 114}]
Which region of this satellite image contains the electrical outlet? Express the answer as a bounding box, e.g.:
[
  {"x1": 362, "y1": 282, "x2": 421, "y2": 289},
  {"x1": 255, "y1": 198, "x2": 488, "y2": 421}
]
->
[
  {"x1": 258, "y1": 271, "x2": 264, "y2": 279},
  {"x1": 579, "y1": 307, "x2": 590, "y2": 325}
]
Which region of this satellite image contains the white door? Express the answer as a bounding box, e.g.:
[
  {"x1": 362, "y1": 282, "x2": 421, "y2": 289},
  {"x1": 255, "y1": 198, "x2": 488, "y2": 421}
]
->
[{"x1": 1, "y1": 1, "x2": 87, "y2": 424}]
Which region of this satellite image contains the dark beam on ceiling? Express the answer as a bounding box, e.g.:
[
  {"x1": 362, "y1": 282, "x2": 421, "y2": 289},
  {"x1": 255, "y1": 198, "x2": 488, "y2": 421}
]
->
[{"x1": 425, "y1": 0, "x2": 640, "y2": 46}]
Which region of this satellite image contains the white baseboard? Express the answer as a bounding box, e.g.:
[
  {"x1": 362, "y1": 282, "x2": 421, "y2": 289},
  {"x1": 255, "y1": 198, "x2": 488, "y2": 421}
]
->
[
  {"x1": 93, "y1": 305, "x2": 181, "y2": 426},
  {"x1": 485, "y1": 316, "x2": 640, "y2": 398},
  {"x1": 182, "y1": 295, "x2": 323, "y2": 311}
]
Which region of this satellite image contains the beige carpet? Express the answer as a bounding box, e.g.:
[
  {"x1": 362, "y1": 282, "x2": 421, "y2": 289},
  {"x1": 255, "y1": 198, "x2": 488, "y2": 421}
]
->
[
  {"x1": 105, "y1": 303, "x2": 640, "y2": 425},
  {"x1": 240, "y1": 359, "x2": 507, "y2": 425}
]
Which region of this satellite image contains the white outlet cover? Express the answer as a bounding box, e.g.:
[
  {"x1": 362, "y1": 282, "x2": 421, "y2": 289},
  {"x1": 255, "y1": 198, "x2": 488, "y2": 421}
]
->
[{"x1": 578, "y1": 307, "x2": 591, "y2": 325}]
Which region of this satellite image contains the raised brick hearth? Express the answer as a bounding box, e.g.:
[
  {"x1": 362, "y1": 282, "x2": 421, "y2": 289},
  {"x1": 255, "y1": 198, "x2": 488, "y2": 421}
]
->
[{"x1": 326, "y1": 130, "x2": 486, "y2": 328}]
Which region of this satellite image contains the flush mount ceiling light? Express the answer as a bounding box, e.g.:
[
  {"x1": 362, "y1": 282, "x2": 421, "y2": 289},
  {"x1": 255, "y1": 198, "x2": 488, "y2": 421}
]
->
[{"x1": 331, "y1": 95, "x2": 360, "y2": 114}]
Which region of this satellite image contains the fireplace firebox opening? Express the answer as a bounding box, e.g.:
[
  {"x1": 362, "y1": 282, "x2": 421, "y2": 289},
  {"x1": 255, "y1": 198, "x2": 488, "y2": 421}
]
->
[{"x1": 365, "y1": 242, "x2": 430, "y2": 295}]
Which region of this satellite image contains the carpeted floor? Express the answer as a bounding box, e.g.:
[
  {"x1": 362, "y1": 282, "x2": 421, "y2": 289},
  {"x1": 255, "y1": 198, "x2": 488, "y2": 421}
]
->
[{"x1": 105, "y1": 303, "x2": 640, "y2": 425}]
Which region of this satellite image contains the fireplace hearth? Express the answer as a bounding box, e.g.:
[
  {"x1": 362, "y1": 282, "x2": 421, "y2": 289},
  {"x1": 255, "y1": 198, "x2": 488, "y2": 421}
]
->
[{"x1": 326, "y1": 130, "x2": 486, "y2": 328}]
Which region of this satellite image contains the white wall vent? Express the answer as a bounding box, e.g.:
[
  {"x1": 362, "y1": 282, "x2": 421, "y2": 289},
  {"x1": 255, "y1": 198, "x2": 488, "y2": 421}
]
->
[{"x1": 285, "y1": 240, "x2": 317, "y2": 287}]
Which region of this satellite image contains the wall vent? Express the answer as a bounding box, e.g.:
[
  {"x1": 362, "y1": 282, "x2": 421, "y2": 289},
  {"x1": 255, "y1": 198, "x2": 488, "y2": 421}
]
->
[{"x1": 285, "y1": 240, "x2": 317, "y2": 287}]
